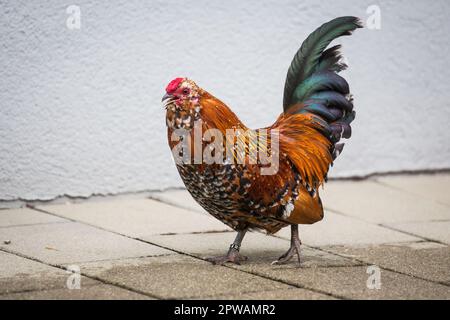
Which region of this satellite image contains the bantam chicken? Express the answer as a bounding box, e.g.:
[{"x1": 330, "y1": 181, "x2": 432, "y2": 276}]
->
[{"x1": 163, "y1": 16, "x2": 362, "y2": 265}]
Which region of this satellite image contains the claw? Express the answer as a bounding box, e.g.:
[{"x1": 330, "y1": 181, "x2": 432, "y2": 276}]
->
[
  {"x1": 272, "y1": 225, "x2": 302, "y2": 266},
  {"x1": 271, "y1": 244, "x2": 301, "y2": 265},
  {"x1": 205, "y1": 251, "x2": 248, "y2": 265}
]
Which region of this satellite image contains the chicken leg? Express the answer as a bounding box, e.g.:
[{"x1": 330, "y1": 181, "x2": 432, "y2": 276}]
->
[
  {"x1": 206, "y1": 229, "x2": 248, "y2": 265},
  {"x1": 272, "y1": 224, "x2": 302, "y2": 265}
]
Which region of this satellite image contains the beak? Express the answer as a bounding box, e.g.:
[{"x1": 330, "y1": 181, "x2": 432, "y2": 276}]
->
[{"x1": 162, "y1": 93, "x2": 172, "y2": 102}]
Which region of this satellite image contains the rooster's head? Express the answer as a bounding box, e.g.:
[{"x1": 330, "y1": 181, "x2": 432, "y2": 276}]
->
[{"x1": 163, "y1": 77, "x2": 202, "y2": 129}]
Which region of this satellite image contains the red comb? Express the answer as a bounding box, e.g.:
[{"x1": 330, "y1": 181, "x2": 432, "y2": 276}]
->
[{"x1": 166, "y1": 78, "x2": 184, "y2": 93}]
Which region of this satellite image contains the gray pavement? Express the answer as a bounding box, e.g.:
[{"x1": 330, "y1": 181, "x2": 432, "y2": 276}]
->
[{"x1": 0, "y1": 173, "x2": 449, "y2": 299}]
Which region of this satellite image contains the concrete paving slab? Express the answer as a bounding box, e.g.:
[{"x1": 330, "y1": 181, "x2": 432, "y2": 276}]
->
[
  {"x1": 386, "y1": 221, "x2": 450, "y2": 245},
  {"x1": 0, "y1": 251, "x2": 97, "y2": 294},
  {"x1": 276, "y1": 211, "x2": 420, "y2": 246},
  {"x1": 78, "y1": 254, "x2": 293, "y2": 299},
  {"x1": 325, "y1": 242, "x2": 450, "y2": 284},
  {"x1": 377, "y1": 174, "x2": 450, "y2": 206},
  {"x1": 0, "y1": 274, "x2": 97, "y2": 296},
  {"x1": 235, "y1": 265, "x2": 450, "y2": 299},
  {"x1": 0, "y1": 208, "x2": 67, "y2": 228},
  {"x1": 0, "y1": 251, "x2": 61, "y2": 278},
  {"x1": 0, "y1": 222, "x2": 171, "y2": 264},
  {"x1": 320, "y1": 180, "x2": 450, "y2": 223},
  {"x1": 37, "y1": 198, "x2": 229, "y2": 237},
  {"x1": 1, "y1": 175, "x2": 447, "y2": 300},
  {"x1": 149, "y1": 189, "x2": 206, "y2": 214},
  {"x1": 0, "y1": 284, "x2": 152, "y2": 300},
  {"x1": 206, "y1": 288, "x2": 334, "y2": 300},
  {"x1": 144, "y1": 232, "x2": 359, "y2": 268}
]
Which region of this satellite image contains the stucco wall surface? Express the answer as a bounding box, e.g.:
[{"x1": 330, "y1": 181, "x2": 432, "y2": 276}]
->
[{"x1": 1, "y1": 0, "x2": 449, "y2": 200}]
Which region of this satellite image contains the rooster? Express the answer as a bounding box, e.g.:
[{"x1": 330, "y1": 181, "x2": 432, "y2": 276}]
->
[{"x1": 163, "y1": 17, "x2": 362, "y2": 265}]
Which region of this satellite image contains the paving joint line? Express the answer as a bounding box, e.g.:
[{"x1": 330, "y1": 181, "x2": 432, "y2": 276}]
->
[
  {"x1": 0, "y1": 247, "x2": 162, "y2": 299},
  {"x1": 378, "y1": 223, "x2": 448, "y2": 246},
  {"x1": 373, "y1": 179, "x2": 450, "y2": 208},
  {"x1": 0, "y1": 221, "x2": 70, "y2": 229},
  {"x1": 271, "y1": 231, "x2": 450, "y2": 287},
  {"x1": 59, "y1": 253, "x2": 175, "y2": 265},
  {"x1": 0, "y1": 280, "x2": 100, "y2": 296},
  {"x1": 323, "y1": 207, "x2": 448, "y2": 246},
  {"x1": 308, "y1": 245, "x2": 450, "y2": 288},
  {"x1": 182, "y1": 286, "x2": 302, "y2": 300},
  {"x1": 28, "y1": 205, "x2": 449, "y2": 297},
  {"x1": 126, "y1": 238, "x2": 346, "y2": 300},
  {"x1": 159, "y1": 229, "x2": 233, "y2": 236},
  {"x1": 28, "y1": 206, "x2": 349, "y2": 299},
  {"x1": 48, "y1": 191, "x2": 444, "y2": 248},
  {"x1": 222, "y1": 265, "x2": 348, "y2": 300},
  {"x1": 146, "y1": 196, "x2": 210, "y2": 217}
]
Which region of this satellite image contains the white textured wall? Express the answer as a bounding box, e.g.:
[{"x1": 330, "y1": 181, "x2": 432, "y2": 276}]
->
[{"x1": 1, "y1": 0, "x2": 449, "y2": 201}]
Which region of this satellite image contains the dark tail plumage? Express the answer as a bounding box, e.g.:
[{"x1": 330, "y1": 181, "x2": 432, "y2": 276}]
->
[{"x1": 283, "y1": 16, "x2": 362, "y2": 160}]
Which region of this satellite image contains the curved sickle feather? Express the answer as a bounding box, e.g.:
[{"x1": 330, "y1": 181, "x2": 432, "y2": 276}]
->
[{"x1": 283, "y1": 16, "x2": 362, "y2": 111}]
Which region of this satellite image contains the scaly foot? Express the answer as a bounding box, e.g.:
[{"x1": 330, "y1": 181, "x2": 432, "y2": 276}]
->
[
  {"x1": 206, "y1": 249, "x2": 248, "y2": 265},
  {"x1": 272, "y1": 225, "x2": 302, "y2": 265},
  {"x1": 271, "y1": 241, "x2": 301, "y2": 265}
]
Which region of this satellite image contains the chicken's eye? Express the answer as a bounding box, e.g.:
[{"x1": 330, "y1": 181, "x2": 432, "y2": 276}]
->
[{"x1": 182, "y1": 88, "x2": 190, "y2": 94}]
